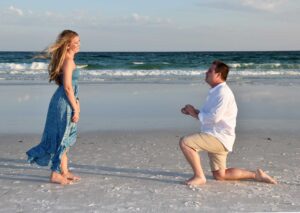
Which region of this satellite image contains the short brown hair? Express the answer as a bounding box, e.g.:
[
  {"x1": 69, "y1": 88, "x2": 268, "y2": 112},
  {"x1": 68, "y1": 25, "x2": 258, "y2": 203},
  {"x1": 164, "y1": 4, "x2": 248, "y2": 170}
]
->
[{"x1": 212, "y1": 60, "x2": 229, "y2": 81}]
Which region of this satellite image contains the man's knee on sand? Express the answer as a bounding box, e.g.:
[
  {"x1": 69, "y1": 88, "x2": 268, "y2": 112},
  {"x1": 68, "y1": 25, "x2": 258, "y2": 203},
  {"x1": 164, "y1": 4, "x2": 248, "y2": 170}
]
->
[{"x1": 212, "y1": 170, "x2": 226, "y2": 181}]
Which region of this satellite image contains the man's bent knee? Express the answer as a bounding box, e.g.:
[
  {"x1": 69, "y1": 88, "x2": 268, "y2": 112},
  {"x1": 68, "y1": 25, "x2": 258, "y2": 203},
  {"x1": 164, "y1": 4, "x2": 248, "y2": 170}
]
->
[{"x1": 179, "y1": 137, "x2": 187, "y2": 148}]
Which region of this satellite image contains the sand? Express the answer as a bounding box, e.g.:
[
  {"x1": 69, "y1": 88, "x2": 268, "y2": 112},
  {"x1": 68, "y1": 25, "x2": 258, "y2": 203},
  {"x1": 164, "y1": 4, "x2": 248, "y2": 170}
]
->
[{"x1": 0, "y1": 82, "x2": 299, "y2": 212}]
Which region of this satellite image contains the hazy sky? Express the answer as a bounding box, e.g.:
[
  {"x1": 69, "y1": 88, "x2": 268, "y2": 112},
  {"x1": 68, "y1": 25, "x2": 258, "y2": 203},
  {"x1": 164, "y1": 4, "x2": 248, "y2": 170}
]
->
[{"x1": 0, "y1": 0, "x2": 299, "y2": 51}]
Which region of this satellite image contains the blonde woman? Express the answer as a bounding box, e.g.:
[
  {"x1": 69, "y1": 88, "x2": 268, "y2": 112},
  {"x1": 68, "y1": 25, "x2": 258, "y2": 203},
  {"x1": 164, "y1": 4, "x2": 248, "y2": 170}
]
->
[{"x1": 26, "y1": 30, "x2": 81, "y2": 185}]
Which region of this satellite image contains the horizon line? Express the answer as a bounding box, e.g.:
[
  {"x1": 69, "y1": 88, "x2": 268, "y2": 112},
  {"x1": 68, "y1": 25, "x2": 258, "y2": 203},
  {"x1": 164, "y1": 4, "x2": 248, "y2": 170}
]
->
[{"x1": 0, "y1": 50, "x2": 300, "y2": 53}]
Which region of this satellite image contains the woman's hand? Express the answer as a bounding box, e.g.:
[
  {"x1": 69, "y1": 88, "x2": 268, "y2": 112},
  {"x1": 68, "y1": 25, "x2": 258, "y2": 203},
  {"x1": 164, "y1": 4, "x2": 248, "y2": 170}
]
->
[
  {"x1": 72, "y1": 110, "x2": 80, "y2": 123},
  {"x1": 72, "y1": 111, "x2": 80, "y2": 123},
  {"x1": 76, "y1": 99, "x2": 80, "y2": 113},
  {"x1": 71, "y1": 99, "x2": 80, "y2": 123}
]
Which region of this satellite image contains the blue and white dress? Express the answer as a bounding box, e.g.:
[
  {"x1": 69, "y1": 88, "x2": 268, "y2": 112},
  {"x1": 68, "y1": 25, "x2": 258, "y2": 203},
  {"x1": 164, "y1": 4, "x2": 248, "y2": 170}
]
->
[{"x1": 26, "y1": 69, "x2": 79, "y2": 173}]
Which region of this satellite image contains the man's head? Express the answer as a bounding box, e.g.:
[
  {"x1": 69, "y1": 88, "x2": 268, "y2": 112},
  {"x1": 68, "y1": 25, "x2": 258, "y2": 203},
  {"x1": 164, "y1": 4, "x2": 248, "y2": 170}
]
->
[{"x1": 205, "y1": 60, "x2": 229, "y2": 87}]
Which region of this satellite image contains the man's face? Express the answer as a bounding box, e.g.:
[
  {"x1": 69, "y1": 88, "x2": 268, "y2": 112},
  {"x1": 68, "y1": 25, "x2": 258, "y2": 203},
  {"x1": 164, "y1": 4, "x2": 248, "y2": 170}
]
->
[{"x1": 205, "y1": 64, "x2": 220, "y2": 86}]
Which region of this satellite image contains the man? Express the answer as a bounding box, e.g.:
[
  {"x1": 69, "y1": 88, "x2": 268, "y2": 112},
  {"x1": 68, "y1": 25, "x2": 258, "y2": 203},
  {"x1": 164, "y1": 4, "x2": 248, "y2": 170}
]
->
[{"x1": 179, "y1": 60, "x2": 277, "y2": 186}]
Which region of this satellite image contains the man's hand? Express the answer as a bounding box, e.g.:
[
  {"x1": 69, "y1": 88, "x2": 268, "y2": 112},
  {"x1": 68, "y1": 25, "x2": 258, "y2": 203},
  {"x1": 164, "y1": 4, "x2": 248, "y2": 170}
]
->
[
  {"x1": 181, "y1": 107, "x2": 189, "y2": 115},
  {"x1": 181, "y1": 104, "x2": 199, "y2": 119}
]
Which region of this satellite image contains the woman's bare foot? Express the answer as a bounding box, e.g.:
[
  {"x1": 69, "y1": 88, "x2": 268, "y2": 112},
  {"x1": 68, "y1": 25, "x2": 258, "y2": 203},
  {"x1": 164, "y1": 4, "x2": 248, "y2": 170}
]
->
[
  {"x1": 63, "y1": 171, "x2": 81, "y2": 181},
  {"x1": 50, "y1": 172, "x2": 72, "y2": 185},
  {"x1": 255, "y1": 169, "x2": 277, "y2": 184},
  {"x1": 185, "y1": 176, "x2": 206, "y2": 186}
]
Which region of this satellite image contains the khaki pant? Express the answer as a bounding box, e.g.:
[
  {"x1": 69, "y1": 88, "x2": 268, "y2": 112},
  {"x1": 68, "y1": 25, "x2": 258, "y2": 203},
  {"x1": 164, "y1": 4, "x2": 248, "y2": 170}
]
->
[{"x1": 183, "y1": 133, "x2": 228, "y2": 171}]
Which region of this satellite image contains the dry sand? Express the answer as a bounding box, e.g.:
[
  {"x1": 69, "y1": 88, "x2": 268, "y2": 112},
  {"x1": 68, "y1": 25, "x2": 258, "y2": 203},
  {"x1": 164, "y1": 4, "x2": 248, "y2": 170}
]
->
[{"x1": 0, "y1": 129, "x2": 299, "y2": 212}]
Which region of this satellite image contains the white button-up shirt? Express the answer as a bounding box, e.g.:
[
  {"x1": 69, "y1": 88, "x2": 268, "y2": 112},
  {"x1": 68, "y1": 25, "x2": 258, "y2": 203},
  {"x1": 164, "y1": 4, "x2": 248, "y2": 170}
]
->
[{"x1": 199, "y1": 82, "x2": 237, "y2": 152}]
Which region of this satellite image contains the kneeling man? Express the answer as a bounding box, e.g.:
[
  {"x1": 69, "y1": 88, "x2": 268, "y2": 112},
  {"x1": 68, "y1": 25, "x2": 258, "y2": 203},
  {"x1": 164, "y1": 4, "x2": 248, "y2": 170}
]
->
[{"x1": 179, "y1": 60, "x2": 277, "y2": 186}]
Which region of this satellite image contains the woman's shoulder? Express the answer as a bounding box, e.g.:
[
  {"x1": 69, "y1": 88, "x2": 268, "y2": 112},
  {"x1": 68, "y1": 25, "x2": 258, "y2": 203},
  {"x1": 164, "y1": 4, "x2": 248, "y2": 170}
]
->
[{"x1": 62, "y1": 58, "x2": 76, "y2": 71}]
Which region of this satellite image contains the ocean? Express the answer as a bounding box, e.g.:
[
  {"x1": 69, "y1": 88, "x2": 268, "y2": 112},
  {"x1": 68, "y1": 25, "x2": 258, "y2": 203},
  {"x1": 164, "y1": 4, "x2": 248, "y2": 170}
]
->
[{"x1": 0, "y1": 51, "x2": 300, "y2": 84}]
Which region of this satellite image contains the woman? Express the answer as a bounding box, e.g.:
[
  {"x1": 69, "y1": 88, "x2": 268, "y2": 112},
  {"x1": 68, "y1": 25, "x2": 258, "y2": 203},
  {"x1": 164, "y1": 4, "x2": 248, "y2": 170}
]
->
[{"x1": 26, "y1": 30, "x2": 81, "y2": 185}]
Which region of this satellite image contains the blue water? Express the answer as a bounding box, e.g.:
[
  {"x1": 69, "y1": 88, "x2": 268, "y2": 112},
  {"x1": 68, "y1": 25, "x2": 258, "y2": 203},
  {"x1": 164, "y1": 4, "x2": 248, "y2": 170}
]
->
[{"x1": 0, "y1": 51, "x2": 300, "y2": 83}]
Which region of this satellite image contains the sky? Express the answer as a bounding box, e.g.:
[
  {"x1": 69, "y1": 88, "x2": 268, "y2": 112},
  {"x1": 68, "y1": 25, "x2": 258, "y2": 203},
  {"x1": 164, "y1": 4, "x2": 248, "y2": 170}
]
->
[{"x1": 0, "y1": 0, "x2": 299, "y2": 51}]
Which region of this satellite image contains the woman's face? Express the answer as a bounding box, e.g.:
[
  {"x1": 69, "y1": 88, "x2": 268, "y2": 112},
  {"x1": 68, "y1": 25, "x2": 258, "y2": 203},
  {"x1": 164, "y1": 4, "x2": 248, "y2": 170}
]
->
[{"x1": 69, "y1": 36, "x2": 80, "y2": 53}]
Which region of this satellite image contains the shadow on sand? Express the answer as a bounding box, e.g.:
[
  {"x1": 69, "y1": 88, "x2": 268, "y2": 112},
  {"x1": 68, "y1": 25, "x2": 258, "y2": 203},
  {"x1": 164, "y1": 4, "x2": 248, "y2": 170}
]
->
[{"x1": 0, "y1": 157, "x2": 209, "y2": 185}]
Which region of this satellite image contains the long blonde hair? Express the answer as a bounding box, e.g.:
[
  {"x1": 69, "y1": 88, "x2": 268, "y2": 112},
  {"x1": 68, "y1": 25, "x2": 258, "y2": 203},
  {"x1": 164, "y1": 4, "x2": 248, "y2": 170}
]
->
[{"x1": 47, "y1": 30, "x2": 78, "y2": 85}]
